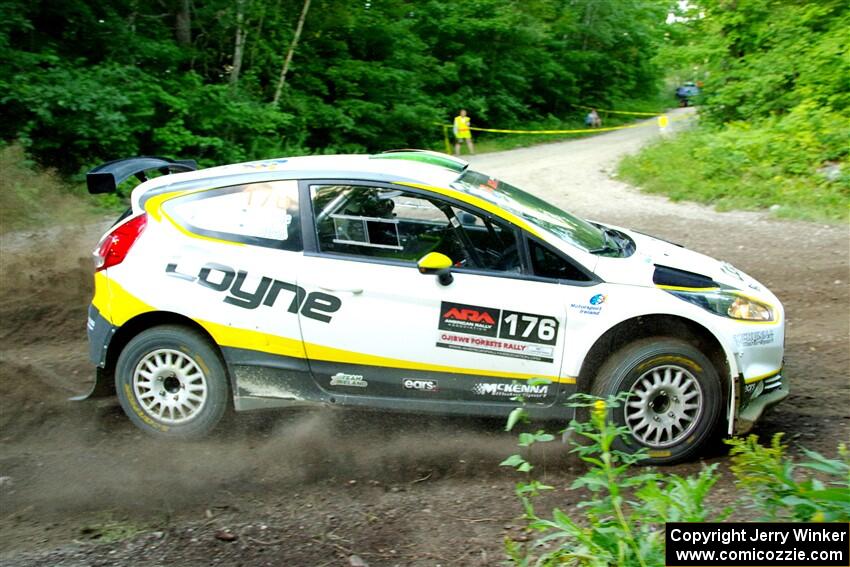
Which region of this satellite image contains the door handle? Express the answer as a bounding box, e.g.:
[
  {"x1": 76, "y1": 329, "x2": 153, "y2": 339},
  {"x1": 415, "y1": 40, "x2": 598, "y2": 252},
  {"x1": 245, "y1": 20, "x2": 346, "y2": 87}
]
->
[{"x1": 318, "y1": 285, "x2": 363, "y2": 294}]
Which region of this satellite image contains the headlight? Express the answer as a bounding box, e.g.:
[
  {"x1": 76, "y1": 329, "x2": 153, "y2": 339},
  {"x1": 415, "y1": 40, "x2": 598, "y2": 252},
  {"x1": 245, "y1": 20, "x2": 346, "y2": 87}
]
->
[{"x1": 667, "y1": 289, "x2": 775, "y2": 322}]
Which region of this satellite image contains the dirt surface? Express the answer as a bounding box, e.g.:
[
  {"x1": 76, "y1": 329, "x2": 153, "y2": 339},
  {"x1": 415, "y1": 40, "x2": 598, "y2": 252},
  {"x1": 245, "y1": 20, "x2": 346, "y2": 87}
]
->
[{"x1": 1, "y1": 108, "x2": 848, "y2": 566}]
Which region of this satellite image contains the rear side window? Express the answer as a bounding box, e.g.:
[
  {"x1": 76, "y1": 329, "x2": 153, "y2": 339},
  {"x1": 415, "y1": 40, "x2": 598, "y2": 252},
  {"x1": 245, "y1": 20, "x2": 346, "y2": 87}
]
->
[{"x1": 164, "y1": 180, "x2": 301, "y2": 250}]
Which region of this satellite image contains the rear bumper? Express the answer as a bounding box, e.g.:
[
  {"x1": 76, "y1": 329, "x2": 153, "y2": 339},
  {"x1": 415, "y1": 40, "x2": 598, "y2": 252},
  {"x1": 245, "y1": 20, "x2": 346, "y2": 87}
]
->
[
  {"x1": 87, "y1": 304, "x2": 115, "y2": 367},
  {"x1": 734, "y1": 372, "x2": 789, "y2": 435},
  {"x1": 75, "y1": 305, "x2": 117, "y2": 401}
]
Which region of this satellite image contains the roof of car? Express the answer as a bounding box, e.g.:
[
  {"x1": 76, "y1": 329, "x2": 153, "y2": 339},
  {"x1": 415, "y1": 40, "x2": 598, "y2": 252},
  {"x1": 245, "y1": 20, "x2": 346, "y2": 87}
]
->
[{"x1": 132, "y1": 152, "x2": 468, "y2": 208}]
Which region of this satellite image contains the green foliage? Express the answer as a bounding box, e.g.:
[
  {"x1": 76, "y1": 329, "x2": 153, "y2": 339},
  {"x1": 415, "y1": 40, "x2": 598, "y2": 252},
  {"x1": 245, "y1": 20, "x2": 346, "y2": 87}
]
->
[
  {"x1": 502, "y1": 395, "x2": 849, "y2": 565},
  {"x1": 0, "y1": 144, "x2": 112, "y2": 232},
  {"x1": 618, "y1": 107, "x2": 850, "y2": 221},
  {"x1": 625, "y1": 0, "x2": 850, "y2": 219},
  {"x1": 0, "y1": 0, "x2": 675, "y2": 175},
  {"x1": 727, "y1": 434, "x2": 850, "y2": 522}
]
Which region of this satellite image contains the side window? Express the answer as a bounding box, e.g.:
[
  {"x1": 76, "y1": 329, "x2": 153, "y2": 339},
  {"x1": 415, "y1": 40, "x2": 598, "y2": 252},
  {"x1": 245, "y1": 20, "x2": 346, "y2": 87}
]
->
[
  {"x1": 310, "y1": 185, "x2": 519, "y2": 272},
  {"x1": 530, "y1": 240, "x2": 591, "y2": 282},
  {"x1": 311, "y1": 185, "x2": 461, "y2": 262},
  {"x1": 164, "y1": 180, "x2": 301, "y2": 250},
  {"x1": 450, "y1": 206, "x2": 520, "y2": 272}
]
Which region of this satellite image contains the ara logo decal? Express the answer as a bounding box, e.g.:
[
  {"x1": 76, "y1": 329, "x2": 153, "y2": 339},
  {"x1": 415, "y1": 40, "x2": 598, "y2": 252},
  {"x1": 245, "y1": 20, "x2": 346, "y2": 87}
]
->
[
  {"x1": 165, "y1": 261, "x2": 341, "y2": 323},
  {"x1": 443, "y1": 308, "x2": 496, "y2": 325},
  {"x1": 438, "y1": 302, "x2": 499, "y2": 337}
]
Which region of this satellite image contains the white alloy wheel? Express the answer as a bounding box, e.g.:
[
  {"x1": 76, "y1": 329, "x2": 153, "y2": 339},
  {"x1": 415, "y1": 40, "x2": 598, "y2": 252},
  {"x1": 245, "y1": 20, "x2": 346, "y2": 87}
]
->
[
  {"x1": 133, "y1": 348, "x2": 208, "y2": 424},
  {"x1": 625, "y1": 364, "x2": 703, "y2": 448},
  {"x1": 591, "y1": 337, "x2": 723, "y2": 465},
  {"x1": 116, "y1": 325, "x2": 229, "y2": 438}
]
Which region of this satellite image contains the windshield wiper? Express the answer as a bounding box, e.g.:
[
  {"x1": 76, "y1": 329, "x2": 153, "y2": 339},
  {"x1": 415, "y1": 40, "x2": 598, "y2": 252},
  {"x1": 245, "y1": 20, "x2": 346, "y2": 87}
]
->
[{"x1": 590, "y1": 228, "x2": 623, "y2": 256}]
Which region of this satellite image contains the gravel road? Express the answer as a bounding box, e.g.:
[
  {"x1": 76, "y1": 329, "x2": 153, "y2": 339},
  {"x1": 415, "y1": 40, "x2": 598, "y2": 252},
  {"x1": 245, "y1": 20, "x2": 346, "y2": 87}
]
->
[{"x1": 1, "y1": 108, "x2": 847, "y2": 566}]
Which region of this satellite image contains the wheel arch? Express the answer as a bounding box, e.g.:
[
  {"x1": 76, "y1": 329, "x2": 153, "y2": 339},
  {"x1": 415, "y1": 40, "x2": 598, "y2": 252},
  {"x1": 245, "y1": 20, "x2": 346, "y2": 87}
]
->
[
  {"x1": 576, "y1": 314, "x2": 734, "y2": 397},
  {"x1": 100, "y1": 311, "x2": 223, "y2": 396}
]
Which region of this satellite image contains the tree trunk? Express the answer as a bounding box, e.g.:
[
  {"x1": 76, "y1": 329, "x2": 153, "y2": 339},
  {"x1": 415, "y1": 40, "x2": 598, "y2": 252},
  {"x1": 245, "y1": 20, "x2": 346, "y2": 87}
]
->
[
  {"x1": 176, "y1": 0, "x2": 191, "y2": 46},
  {"x1": 581, "y1": 0, "x2": 595, "y2": 51},
  {"x1": 272, "y1": 0, "x2": 311, "y2": 105},
  {"x1": 230, "y1": 0, "x2": 248, "y2": 87}
]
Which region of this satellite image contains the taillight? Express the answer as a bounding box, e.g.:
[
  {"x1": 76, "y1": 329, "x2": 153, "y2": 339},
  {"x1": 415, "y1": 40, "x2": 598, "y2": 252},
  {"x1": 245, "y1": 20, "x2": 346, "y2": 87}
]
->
[{"x1": 93, "y1": 213, "x2": 148, "y2": 272}]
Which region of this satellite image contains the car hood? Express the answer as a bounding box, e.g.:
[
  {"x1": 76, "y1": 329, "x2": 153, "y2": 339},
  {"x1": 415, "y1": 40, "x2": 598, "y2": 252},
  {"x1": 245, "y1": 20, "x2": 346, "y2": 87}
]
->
[{"x1": 592, "y1": 227, "x2": 767, "y2": 293}]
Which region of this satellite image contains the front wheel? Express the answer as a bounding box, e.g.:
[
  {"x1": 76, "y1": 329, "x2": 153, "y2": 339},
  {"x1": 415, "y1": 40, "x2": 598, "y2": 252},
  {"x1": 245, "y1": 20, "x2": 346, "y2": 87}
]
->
[
  {"x1": 115, "y1": 325, "x2": 230, "y2": 438},
  {"x1": 591, "y1": 338, "x2": 723, "y2": 465}
]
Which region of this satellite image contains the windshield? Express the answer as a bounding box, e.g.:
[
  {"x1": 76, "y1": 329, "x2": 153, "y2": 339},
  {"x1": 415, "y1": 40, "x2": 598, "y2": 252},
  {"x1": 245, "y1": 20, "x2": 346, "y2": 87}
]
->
[{"x1": 451, "y1": 170, "x2": 607, "y2": 252}]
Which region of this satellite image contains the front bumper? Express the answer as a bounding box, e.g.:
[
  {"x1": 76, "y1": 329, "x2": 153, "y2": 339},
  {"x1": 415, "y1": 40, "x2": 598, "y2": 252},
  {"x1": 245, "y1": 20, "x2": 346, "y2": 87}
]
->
[{"x1": 734, "y1": 372, "x2": 789, "y2": 435}]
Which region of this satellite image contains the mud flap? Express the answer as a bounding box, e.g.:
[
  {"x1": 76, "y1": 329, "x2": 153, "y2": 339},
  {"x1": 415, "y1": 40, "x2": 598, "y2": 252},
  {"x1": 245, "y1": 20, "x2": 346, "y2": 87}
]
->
[{"x1": 69, "y1": 367, "x2": 115, "y2": 401}]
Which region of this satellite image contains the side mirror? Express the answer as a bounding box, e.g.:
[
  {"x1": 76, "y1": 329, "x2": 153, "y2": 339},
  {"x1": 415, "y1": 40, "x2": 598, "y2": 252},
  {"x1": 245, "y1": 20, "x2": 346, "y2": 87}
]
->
[{"x1": 417, "y1": 252, "x2": 454, "y2": 286}]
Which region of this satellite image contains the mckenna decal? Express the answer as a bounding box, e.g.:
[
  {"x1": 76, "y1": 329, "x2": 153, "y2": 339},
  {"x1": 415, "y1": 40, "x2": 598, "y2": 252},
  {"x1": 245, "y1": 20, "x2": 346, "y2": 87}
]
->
[
  {"x1": 570, "y1": 293, "x2": 606, "y2": 316},
  {"x1": 472, "y1": 382, "x2": 549, "y2": 399},
  {"x1": 330, "y1": 373, "x2": 368, "y2": 388},
  {"x1": 165, "y1": 261, "x2": 341, "y2": 323},
  {"x1": 403, "y1": 379, "x2": 438, "y2": 392},
  {"x1": 734, "y1": 329, "x2": 775, "y2": 348}
]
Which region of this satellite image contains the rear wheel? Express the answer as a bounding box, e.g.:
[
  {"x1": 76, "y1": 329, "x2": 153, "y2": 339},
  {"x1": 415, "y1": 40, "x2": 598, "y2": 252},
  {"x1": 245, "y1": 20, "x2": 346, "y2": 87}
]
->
[
  {"x1": 591, "y1": 337, "x2": 723, "y2": 465},
  {"x1": 115, "y1": 325, "x2": 230, "y2": 438}
]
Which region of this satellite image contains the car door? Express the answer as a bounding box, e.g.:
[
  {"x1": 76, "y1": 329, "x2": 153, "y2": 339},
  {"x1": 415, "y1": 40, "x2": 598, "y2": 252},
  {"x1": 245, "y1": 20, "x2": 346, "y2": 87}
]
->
[{"x1": 296, "y1": 181, "x2": 591, "y2": 413}]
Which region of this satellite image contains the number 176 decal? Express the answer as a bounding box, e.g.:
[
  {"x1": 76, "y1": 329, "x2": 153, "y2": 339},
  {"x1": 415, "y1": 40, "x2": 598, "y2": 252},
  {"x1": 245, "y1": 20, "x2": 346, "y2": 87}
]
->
[{"x1": 436, "y1": 302, "x2": 559, "y2": 363}]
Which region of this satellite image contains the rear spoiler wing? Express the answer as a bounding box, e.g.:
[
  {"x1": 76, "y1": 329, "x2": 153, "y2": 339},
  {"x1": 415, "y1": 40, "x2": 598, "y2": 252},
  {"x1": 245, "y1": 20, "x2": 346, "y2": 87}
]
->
[{"x1": 86, "y1": 156, "x2": 199, "y2": 194}]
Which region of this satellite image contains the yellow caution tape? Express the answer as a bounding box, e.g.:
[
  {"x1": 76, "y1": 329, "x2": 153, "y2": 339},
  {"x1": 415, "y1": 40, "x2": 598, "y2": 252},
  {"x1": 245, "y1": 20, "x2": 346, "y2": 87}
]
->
[
  {"x1": 574, "y1": 104, "x2": 661, "y2": 116},
  {"x1": 435, "y1": 108, "x2": 692, "y2": 144},
  {"x1": 457, "y1": 121, "x2": 654, "y2": 135}
]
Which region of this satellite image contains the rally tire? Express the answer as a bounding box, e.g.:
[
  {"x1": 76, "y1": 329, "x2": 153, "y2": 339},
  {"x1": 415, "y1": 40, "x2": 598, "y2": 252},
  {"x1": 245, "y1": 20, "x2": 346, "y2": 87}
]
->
[
  {"x1": 115, "y1": 325, "x2": 230, "y2": 439},
  {"x1": 591, "y1": 337, "x2": 723, "y2": 465}
]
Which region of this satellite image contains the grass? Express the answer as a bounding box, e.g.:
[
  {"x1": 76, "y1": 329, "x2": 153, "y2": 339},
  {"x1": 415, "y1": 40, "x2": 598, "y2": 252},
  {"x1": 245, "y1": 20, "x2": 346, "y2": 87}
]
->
[
  {"x1": 618, "y1": 109, "x2": 850, "y2": 222},
  {"x1": 0, "y1": 144, "x2": 120, "y2": 233},
  {"x1": 79, "y1": 514, "x2": 151, "y2": 543}
]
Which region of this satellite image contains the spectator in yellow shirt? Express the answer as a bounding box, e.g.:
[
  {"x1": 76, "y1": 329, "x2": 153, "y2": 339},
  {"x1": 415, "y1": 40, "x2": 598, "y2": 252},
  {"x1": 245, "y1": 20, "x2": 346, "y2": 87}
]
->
[{"x1": 453, "y1": 109, "x2": 475, "y2": 156}]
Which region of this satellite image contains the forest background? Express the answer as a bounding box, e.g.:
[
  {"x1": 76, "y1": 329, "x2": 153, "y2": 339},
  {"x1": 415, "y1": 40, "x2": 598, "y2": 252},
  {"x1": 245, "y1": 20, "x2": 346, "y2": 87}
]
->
[{"x1": 0, "y1": 0, "x2": 847, "y2": 219}]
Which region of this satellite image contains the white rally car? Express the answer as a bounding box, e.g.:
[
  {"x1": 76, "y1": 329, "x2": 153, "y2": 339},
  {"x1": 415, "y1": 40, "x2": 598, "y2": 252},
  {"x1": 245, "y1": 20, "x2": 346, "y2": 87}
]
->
[{"x1": 83, "y1": 151, "x2": 788, "y2": 463}]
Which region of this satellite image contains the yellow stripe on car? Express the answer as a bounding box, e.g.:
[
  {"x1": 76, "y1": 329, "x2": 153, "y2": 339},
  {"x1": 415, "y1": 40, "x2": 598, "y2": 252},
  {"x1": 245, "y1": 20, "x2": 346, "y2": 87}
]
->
[
  {"x1": 655, "y1": 284, "x2": 721, "y2": 292},
  {"x1": 144, "y1": 188, "x2": 244, "y2": 247},
  {"x1": 744, "y1": 368, "x2": 782, "y2": 384},
  {"x1": 160, "y1": 208, "x2": 244, "y2": 247},
  {"x1": 197, "y1": 319, "x2": 307, "y2": 359},
  {"x1": 95, "y1": 273, "x2": 155, "y2": 326}
]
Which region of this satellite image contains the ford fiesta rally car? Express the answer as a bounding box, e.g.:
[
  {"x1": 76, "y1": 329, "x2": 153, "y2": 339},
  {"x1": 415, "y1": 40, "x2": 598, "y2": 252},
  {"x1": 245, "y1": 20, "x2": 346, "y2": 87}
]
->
[{"x1": 83, "y1": 150, "x2": 788, "y2": 463}]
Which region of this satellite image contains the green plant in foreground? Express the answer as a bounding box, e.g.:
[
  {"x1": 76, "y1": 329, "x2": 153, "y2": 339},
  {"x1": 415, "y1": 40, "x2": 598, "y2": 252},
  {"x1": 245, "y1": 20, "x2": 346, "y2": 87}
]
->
[
  {"x1": 727, "y1": 433, "x2": 850, "y2": 522},
  {"x1": 501, "y1": 395, "x2": 849, "y2": 566},
  {"x1": 501, "y1": 394, "x2": 722, "y2": 567}
]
